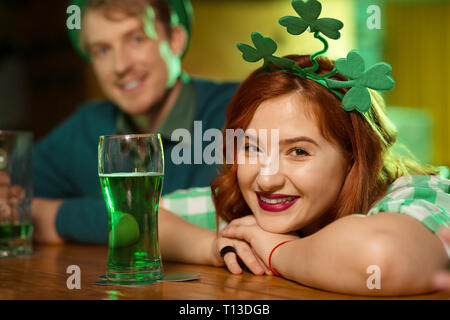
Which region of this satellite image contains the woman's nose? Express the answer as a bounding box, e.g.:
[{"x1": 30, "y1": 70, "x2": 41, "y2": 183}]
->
[{"x1": 255, "y1": 169, "x2": 286, "y2": 193}]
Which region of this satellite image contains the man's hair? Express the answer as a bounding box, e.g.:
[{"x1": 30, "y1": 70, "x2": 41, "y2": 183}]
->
[
  {"x1": 85, "y1": 0, "x2": 173, "y2": 35},
  {"x1": 71, "y1": 0, "x2": 192, "y2": 60}
]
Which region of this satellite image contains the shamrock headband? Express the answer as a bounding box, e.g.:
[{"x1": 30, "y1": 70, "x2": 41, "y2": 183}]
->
[
  {"x1": 67, "y1": 0, "x2": 193, "y2": 62},
  {"x1": 237, "y1": 0, "x2": 395, "y2": 114}
]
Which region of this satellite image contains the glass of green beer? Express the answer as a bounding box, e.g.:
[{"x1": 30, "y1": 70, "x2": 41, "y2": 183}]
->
[
  {"x1": 98, "y1": 133, "x2": 164, "y2": 284},
  {"x1": 0, "y1": 130, "x2": 33, "y2": 258}
]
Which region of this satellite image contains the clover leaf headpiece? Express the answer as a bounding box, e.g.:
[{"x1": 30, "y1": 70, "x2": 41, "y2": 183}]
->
[{"x1": 237, "y1": 0, "x2": 395, "y2": 114}]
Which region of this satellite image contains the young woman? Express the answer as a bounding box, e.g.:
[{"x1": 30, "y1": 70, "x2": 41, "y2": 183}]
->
[
  {"x1": 159, "y1": 54, "x2": 449, "y2": 296},
  {"x1": 206, "y1": 55, "x2": 450, "y2": 296}
]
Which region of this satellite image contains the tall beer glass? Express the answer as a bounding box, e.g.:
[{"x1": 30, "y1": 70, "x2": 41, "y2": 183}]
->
[
  {"x1": 0, "y1": 130, "x2": 33, "y2": 258},
  {"x1": 98, "y1": 134, "x2": 164, "y2": 284}
]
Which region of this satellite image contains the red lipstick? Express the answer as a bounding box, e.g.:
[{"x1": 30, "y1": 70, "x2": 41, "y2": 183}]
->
[{"x1": 256, "y1": 192, "x2": 300, "y2": 212}]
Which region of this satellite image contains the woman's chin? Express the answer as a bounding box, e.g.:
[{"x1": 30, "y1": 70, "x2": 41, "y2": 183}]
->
[{"x1": 255, "y1": 216, "x2": 301, "y2": 234}]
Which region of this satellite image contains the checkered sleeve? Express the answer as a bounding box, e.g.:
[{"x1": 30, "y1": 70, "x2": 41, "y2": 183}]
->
[
  {"x1": 367, "y1": 175, "x2": 450, "y2": 257},
  {"x1": 160, "y1": 187, "x2": 225, "y2": 230}
]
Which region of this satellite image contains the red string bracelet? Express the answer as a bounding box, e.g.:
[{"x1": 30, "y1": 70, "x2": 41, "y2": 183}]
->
[{"x1": 268, "y1": 240, "x2": 292, "y2": 277}]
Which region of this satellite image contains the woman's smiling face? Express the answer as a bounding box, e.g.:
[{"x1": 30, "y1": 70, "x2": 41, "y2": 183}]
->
[{"x1": 237, "y1": 92, "x2": 350, "y2": 235}]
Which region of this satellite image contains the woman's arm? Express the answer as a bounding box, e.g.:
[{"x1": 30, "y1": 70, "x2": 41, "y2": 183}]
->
[
  {"x1": 158, "y1": 206, "x2": 222, "y2": 266},
  {"x1": 159, "y1": 207, "x2": 272, "y2": 275},
  {"x1": 31, "y1": 197, "x2": 268, "y2": 273},
  {"x1": 221, "y1": 213, "x2": 448, "y2": 296},
  {"x1": 272, "y1": 212, "x2": 448, "y2": 296},
  {"x1": 431, "y1": 227, "x2": 450, "y2": 292},
  {"x1": 31, "y1": 197, "x2": 225, "y2": 264}
]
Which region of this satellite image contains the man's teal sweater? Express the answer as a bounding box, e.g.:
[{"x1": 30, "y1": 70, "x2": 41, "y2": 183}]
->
[{"x1": 32, "y1": 78, "x2": 238, "y2": 244}]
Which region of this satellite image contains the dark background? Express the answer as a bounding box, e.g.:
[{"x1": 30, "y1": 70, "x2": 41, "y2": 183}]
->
[{"x1": 0, "y1": 0, "x2": 87, "y2": 140}]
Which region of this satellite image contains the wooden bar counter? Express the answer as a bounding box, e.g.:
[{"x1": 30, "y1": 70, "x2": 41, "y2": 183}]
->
[{"x1": 0, "y1": 244, "x2": 448, "y2": 300}]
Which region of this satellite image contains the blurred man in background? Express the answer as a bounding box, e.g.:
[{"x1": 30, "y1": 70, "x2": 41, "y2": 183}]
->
[{"x1": 31, "y1": 0, "x2": 238, "y2": 246}]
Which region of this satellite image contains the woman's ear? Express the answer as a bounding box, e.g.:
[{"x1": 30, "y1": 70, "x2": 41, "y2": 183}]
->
[{"x1": 169, "y1": 25, "x2": 188, "y2": 57}]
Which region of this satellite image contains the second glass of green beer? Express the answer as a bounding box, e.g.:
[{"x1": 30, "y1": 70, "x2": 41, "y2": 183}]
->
[{"x1": 98, "y1": 133, "x2": 164, "y2": 285}]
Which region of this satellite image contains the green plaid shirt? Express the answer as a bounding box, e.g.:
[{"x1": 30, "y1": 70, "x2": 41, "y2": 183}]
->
[
  {"x1": 161, "y1": 174, "x2": 450, "y2": 257},
  {"x1": 161, "y1": 187, "x2": 223, "y2": 230},
  {"x1": 366, "y1": 175, "x2": 450, "y2": 231}
]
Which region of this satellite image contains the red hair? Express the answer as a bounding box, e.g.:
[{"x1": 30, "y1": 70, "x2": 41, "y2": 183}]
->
[{"x1": 211, "y1": 55, "x2": 438, "y2": 229}]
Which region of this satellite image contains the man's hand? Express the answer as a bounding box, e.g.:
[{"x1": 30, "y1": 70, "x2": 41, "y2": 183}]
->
[
  {"x1": 0, "y1": 171, "x2": 24, "y2": 223},
  {"x1": 432, "y1": 227, "x2": 450, "y2": 291},
  {"x1": 31, "y1": 198, "x2": 65, "y2": 244}
]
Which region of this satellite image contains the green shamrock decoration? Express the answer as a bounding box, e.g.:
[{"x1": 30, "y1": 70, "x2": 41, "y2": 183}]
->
[
  {"x1": 236, "y1": 0, "x2": 395, "y2": 115},
  {"x1": 325, "y1": 50, "x2": 395, "y2": 113},
  {"x1": 237, "y1": 32, "x2": 299, "y2": 71},
  {"x1": 279, "y1": 0, "x2": 344, "y2": 40}
]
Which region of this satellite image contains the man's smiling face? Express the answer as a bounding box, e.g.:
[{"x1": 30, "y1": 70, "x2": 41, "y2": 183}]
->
[{"x1": 83, "y1": 7, "x2": 171, "y2": 115}]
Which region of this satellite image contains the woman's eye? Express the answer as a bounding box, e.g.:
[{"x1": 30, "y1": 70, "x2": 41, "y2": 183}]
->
[
  {"x1": 245, "y1": 144, "x2": 260, "y2": 153},
  {"x1": 289, "y1": 148, "x2": 309, "y2": 157}
]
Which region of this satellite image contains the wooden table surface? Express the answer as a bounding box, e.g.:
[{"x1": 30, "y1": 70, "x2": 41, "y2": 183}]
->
[{"x1": 0, "y1": 243, "x2": 448, "y2": 300}]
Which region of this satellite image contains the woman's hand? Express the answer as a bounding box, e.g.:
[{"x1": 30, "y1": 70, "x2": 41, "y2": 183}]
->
[
  {"x1": 219, "y1": 215, "x2": 299, "y2": 267},
  {"x1": 431, "y1": 227, "x2": 450, "y2": 291},
  {"x1": 213, "y1": 231, "x2": 273, "y2": 276}
]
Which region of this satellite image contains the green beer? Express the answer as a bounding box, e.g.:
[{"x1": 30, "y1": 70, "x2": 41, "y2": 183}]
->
[
  {"x1": 99, "y1": 172, "x2": 164, "y2": 282},
  {"x1": 0, "y1": 222, "x2": 33, "y2": 257}
]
